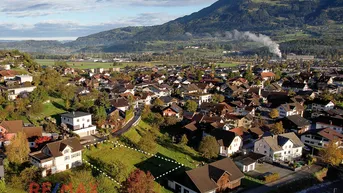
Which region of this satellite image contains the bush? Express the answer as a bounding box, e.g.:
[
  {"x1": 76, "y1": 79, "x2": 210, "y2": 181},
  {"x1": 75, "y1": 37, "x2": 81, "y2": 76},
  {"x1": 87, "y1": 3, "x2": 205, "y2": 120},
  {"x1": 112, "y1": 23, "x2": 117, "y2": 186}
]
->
[
  {"x1": 264, "y1": 173, "x2": 279, "y2": 183},
  {"x1": 314, "y1": 167, "x2": 328, "y2": 181}
]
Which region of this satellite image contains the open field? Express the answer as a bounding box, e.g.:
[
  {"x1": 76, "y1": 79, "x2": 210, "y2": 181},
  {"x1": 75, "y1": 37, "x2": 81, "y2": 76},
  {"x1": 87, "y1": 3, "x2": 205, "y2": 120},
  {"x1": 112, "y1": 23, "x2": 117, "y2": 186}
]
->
[
  {"x1": 35, "y1": 59, "x2": 167, "y2": 69},
  {"x1": 83, "y1": 121, "x2": 201, "y2": 192}
]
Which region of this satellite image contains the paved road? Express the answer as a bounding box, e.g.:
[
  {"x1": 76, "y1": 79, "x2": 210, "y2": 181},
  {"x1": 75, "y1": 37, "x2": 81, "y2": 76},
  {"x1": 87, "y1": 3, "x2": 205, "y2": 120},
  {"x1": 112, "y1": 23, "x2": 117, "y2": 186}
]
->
[
  {"x1": 297, "y1": 180, "x2": 343, "y2": 193},
  {"x1": 242, "y1": 165, "x2": 322, "y2": 193},
  {"x1": 112, "y1": 114, "x2": 141, "y2": 136}
]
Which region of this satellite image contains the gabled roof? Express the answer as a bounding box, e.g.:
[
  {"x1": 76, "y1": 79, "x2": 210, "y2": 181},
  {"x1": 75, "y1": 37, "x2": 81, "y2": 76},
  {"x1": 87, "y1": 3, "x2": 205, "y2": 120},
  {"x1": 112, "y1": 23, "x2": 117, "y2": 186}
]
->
[
  {"x1": 45, "y1": 137, "x2": 83, "y2": 157},
  {"x1": 285, "y1": 115, "x2": 310, "y2": 127},
  {"x1": 0, "y1": 120, "x2": 23, "y2": 133},
  {"x1": 210, "y1": 129, "x2": 237, "y2": 147},
  {"x1": 261, "y1": 132, "x2": 304, "y2": 152},
  {"x1": 304, "y1": 128, "x2": 343, "y2": 141},
  {"x1": 184, "y1": 158, "x2": 244, "y2": 193}
]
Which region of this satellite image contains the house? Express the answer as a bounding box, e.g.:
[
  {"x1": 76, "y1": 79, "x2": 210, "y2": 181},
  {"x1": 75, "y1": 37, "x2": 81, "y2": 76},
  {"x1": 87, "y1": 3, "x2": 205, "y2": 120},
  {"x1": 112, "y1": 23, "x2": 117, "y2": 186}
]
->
[
  {"x1": 0, "y1": 120, "x2": 42, "y2": 147},
  {"x1": 184, "y1": 93, "x2": 212, "y2": 105},
  {"x1": 163, "y1": 103, "x2": 183, "y2": 118},
  {"x1": 199, "y1": 102, "x2": 234, "y2": 116},
  {"x1": 301, "y1": 128, "x2": 343, "y2": 148},
  {"x1": 210, "y1": 130, "x2": 242, "y2": 157},
  {"x1": 310, "y1": 98, "x2": 335, "y2": 112},
  {"x1": 0, "y1": 70, "x2": 16, "y2": 81},
  {"x1": 111, "y1": 98, "x2": 130, "y2": 112},
  {"x1": 16, "y1": 74, "x2": 33, "y2": 84},
  {"x1": 159, "y1": 96, "x2": 179, "y2": 107},
  {"x1": 223, "y1": 114, "x2": 253, "y2": 129},
  {"x1": 277, "y1": 102, "x2": 304, "y2": 118},
  {"x1": 60, "y1": 111, "x2": 97, "y2": 137},
  {"x1": 0, "y1": 85, "x2": 37, "y2": 100},
  {"x1": 254, "y1": 132, "x2": 304, "y2": 162},
  {"x1": 261, "y1": 72, "x2": 276, "y2": 81},
  {"x1": 29, "y1": 138, "x2": 83, "y2": 177},
  {"x1": 282, "y1": 115, "x2": 311, "y2": 134},
  {"x1": 282, "y1": 81, "x2": 309, "y2": 92},
  {"x1": 234, "y1": 152, "x2": 266, "y2": 172},
  {"x1": 315, "y1": 116, "x2": 343, "y2": 134},
  {"x1": 168, "y1": 158, "x2": 244, "y2": 193}
]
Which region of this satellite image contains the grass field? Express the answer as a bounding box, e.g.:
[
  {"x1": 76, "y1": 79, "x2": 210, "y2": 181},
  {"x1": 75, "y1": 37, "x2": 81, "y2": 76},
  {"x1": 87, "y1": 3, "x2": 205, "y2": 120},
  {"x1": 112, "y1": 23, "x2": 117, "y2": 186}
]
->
[
  {"x1": 217, "y1": 62, "x2": 240, "y2": 67},
  {"x1": 36, "y1": 59, "x2": 161, "y2": 69},
  {"x1": 83, "y1": 121, "x2": 201, "y2": 192}
]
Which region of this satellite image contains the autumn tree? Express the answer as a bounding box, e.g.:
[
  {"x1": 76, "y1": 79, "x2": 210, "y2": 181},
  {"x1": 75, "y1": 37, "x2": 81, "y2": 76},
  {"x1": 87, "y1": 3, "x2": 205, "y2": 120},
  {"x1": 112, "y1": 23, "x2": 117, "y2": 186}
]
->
[
  {"x1": 271, "y1": 121, "x2": 285, "y2": 135},
  {"x1": 199, "y1": 136, "x2": 219, "y2": 159},
  {"x1": 6, "y1": 132, "x2": 30, "y2": 164},
  {"x1": 137, "y1": 133, "x2": 157, "y2": 153},
  {"x1": 212, "y1": 94, "x2": 225, "y2": 103},
  {"x1": 153, "y1": 98, "x2": 165, "y2": 108},
  {"x1": 121, "y1": 169, "x2": 156, "y2": 193},
  {"x1": 320, "y1": 140, "x2": 343, "y2": 166},
  {"x1": 179, "y1": 134, "x2": 188, "y2": 146},
  {"x1": 185, "y1": 100, "x2": 198, "y2": 112},
  {"x1": 269, "y1": 109, "x2": 279, "y2": 119},
  {"x1": 70, "y1": 170, "x2": 97, "y2": 193},
  {"x1": 164, "y1": 116, "x2": 178, "y2": 126}
]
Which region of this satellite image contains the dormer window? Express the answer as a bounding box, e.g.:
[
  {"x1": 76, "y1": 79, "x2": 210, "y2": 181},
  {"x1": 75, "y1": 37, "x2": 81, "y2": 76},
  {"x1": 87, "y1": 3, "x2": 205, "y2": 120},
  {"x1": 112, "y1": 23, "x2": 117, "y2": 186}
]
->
[{"x1": 64, "y1": 149, "x2": 70, "y2": 154}]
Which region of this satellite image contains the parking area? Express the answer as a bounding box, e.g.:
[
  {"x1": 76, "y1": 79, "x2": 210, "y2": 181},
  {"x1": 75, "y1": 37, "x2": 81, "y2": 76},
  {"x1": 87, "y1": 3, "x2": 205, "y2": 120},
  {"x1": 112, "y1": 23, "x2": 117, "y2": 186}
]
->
[{"x1": 246, "y1": 162, "x2": 294, "y2": 179}]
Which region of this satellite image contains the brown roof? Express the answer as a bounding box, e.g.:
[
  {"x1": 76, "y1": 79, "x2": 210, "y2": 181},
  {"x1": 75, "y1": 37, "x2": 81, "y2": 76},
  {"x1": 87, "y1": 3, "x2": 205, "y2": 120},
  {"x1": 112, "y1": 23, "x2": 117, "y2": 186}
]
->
[
  {"x1": 45, "y1": 137, "x2": 83, "y2": 157},
  {"x1": 23, "y1": 127, "x2": 43, "y2": 138},
  {"x1": 184, "y1": 121, "x2": 198, "y2": 131},
  {"x1": 306, "y1": 128, "x2": 343, "y2": 141},
  {"x1": 185, "y1": 158, "x2": 244, "y2": 193},
  {"x1": 261, "y1": 72, "x2": 276, "y2": 78},
  {"x1": 0, "y1": 120, "x2": 23, "y2": 133}
]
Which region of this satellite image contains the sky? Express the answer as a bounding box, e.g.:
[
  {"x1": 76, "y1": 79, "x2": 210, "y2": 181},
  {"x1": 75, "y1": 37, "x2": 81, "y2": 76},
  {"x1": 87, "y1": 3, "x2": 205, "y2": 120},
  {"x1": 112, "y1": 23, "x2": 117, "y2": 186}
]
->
[{"x1": 0, "y1": 0, "x2": 217, "y2": 40}]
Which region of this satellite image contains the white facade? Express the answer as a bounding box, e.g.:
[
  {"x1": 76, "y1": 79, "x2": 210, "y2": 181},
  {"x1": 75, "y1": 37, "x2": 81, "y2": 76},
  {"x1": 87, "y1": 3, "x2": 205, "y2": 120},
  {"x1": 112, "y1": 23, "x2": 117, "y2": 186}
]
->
[
  {"x1": 278, "y1": 106, "x2": 302, "y2": 118},
  {"x1": 7, "y1": 86, "x2": 36, "y2": 100},
  {"x1": 168, "y1": 180, "x2": 203, "y2": 193},
  {"x1": 301, "y1": 134, "x2": 330, "y2": 148},
  {"x1": 219, "y1": 136, "x2": 242, "y2": 157},
  {"x1": 30, "y1": 146, "x2": 82, "y2": 177},
  {"x1": 61, "y1": 113, "x2": 97, "y2": 137},
  {"x1": 312, "y1": 102, "x2": 335, "y2": 112},
  {"x1": 235, "y1": 162, "x2": 256, "y2": 173},
  {"x1": 16, "y1": 75, "x2": 33, "y2": 84},
  {"x1": 316, "y1": 122, "x2": 343, "y2": 134},
  {"x1": 254, "y1": 138, "x2": 303, "y2": 162}
]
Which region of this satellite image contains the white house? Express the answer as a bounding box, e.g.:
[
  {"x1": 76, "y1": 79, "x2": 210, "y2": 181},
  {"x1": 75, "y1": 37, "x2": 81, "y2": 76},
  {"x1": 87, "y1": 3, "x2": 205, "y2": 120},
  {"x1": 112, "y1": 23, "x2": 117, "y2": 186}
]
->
[
  {"x1": 29, "y1": 138, "x2": 83, "y2": 177},
  {"x1": 3, "y1": 85, "x2": 37, "y2": 100},
  {"x1": 16, "y1": 74, "x2": 33, "y2": 84},
  {"x1": 60, "y1": 111, "x2": 97, "y2": 137},
  {"x1": 315, "y1": 116, "x2": 343, "y2": 134},
  {"x1": 311, "y1": 99, "x2": 335, "y2": 112},
  {"x1": 254, "y1": 132, "x2": 304, "y2": 162},
  {"x1": 234, "y1": 152, "x2": 266, "y2": 173},
  {"x1": 210, "y1": 130, "x2": 243, "y2": 157},
  {"x1": 301, "y1": 128, "x2": 343, "y2": 148},
  {"x1": 277, "y1": 102, "x2": 304, "y2": 118}
]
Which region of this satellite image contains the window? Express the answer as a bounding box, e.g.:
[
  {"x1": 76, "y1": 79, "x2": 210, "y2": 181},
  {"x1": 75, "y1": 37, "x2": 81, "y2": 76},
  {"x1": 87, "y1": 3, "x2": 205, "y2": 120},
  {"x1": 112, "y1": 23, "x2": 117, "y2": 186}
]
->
[
  {"x1": 64, "y1": 149, "x2": 70, "y2": 154},
  {"x1": 264, "y1": 151, "x2": 267, "y2": 154},
  {"x1": 284, "y1": 152, "x2": 286, "y2": 154},
  {"x1": 305, "y1": 140, "x2": 310, "y2": 143},
  {"x1": 71, "y1": 152, "x2": 81, "y2": 158},
  {"x1": 296, "y1": 149, "x2": 298, "y2": 152},
  {"x1": 288, "y1": 151, "x2": 290, "y2": 154},
  {"x1": 65, "y1": 156, "x2": 70, "y2": 161},
  {"x1": 257, "y1": 148, "x2": 260, "y2": 151},
  {"x1": 259, "y1": 144, "x2": 262, "y2": 147},
  {"x1": 264, "y1": 145, "x2": 266, "y2": 148},
  {"x1": 87, "y1": 119, "x2": 90, "y2": 122},
  {"x1": 77, "y1": 119, "x2": 79, "y2": 122},
  {"x1": 184, "y1": 189, "x2": 189, "y2": 193}
]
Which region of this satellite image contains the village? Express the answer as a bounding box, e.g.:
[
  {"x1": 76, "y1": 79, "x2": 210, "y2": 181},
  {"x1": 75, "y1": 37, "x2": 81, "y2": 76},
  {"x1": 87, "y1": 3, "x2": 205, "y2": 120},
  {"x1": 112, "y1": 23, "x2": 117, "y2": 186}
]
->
[{"x1": 0, "y1": 51, "x2": 343, "y2": 193}]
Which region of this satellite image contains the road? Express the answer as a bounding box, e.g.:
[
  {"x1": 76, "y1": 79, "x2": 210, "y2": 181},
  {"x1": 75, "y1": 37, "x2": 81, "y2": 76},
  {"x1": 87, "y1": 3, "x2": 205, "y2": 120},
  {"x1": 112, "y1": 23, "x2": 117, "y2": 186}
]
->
[
  {"x1": 242, "y1": 165, "x2": 322, "y2": 193},
  {"x1": 112, "y1": 113, "x2": 141, "y2": 136},
  {"x1": 297, "y1": 180, "x2": 343, "y2": 193}
]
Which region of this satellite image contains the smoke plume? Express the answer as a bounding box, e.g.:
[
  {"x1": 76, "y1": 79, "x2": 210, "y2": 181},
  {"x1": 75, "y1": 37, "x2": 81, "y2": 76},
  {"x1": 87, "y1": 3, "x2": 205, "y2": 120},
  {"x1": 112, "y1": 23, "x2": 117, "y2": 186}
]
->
[{"x1": 226, "y1": 30, "x2": 282, "y2": 58}]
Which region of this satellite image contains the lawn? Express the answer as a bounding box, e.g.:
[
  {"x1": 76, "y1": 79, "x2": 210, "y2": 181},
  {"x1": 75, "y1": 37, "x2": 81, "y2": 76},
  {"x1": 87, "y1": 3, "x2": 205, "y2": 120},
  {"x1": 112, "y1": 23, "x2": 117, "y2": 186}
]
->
[
  {"x1": 83, "y1": 120, "x2": 202, "y2": 192},
  {"x1": 217, "y1": 62, "x2": 240, "y2": 68},
  {"x1": 28, "y1": 97, "x2": 67, "y2": 124},
  {"x1": 35, "y1": 59, "x2": 159, "y2": 69}
]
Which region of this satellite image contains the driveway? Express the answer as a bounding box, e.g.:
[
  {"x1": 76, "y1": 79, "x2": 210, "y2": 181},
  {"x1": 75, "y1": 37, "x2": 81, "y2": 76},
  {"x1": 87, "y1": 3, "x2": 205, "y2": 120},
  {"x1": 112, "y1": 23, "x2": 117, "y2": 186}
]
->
[
  {"x1": 247, "y1": 163, "x2": 294, "y2": 179},
  {"x1": 242, "y1": 164, "x2": 323, "y2": 193},
  {"x1": 112, "y1": 112, "x2": 141, "y2": 137}
]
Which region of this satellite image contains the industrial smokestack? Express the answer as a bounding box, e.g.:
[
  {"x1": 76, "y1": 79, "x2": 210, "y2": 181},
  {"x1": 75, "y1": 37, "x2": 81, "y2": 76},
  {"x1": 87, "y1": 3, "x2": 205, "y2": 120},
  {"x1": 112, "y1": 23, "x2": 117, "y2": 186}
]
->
[{"x1": 225, "y1": 30, "x2": 282, "y2": 58}]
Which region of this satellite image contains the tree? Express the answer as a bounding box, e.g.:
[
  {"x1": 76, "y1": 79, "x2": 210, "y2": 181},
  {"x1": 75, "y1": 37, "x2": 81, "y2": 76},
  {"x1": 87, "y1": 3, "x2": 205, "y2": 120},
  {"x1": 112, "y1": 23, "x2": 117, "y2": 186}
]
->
[
  {"x1": 320, "y1": 140, "x2": 343, "y2": 166},
  {"x1": 269, "y1": 109, "x2": 279, "y2": 119},
  {"x1": 244, "y1": 69, "x2": 254, "y2": 82},
  {"x1": 28, "y1": 101, "x2": 44, "y2": 116},
  {"x1": 44, "y1": 121, "x2": 58, "y2": 133},
  {"x1": 271, "y1": 122, "x2": 285, "y2": 135},
  {"x1": 164, "y1": 116, "x2": 178, "y2": 126},
  {"x1": 29, "y1": 86, "x2": 49, "y2": 103},
  {"x1": 97, "y1": 92, "x2": 111, "y2": 109},
  {"x1": 212, "y1": 94, "x2": 225, "y2": 103},
  {"x1": 153, "y1": 98, "x2": 164, "y2": 108},
  {"x1": 185, "y1": 100, "x2": 198, "y2": 112},
  {"x1": 5, "y1": 132, "x2": 30, "y2": 164},
  {"x1": 60, "y1": 85, "x2": 76, "y2": 109},
  {"x1": 0, "y1": 179, "x2": 5, "y2": 193},
  {"x1": 94, "y1": 106, "x2": 107, "y2": 127},
  {"x1": 121, "y1": 169, "x2": 155, "y2": 193},
  {"x1": 179, "y1": 134, "x2": 188, "y2": 146},
  {"x1": 137, "y1": 133, "x2": 156, "y2": 153},
  {"x1": 199, "y1": 136, "x2": 219, "y2": 159},
  {"x1": 70, "y1": 170, "x2": 97, "y2": 193}
]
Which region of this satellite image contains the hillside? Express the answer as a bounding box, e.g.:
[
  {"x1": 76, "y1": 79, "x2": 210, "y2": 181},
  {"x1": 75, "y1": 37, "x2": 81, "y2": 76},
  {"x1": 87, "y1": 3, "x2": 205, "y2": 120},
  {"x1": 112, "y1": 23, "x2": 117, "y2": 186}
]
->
[
  {"x1": 71, "y1": 0, "x2": 343, "y2": 47},
  {"x1": 1, "y1": 0, "x2": 343, "y2": 54}
]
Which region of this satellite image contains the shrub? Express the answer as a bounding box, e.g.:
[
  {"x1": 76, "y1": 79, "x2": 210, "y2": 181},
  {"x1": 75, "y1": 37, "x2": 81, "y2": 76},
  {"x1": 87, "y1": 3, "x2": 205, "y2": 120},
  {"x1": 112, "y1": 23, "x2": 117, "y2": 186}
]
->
[
  {"x1": 314, "y1": 167, "x2": 328, "y2": 181},
  {"x1": 264, "y1": 173, "x2": 279, "y2": 183}
]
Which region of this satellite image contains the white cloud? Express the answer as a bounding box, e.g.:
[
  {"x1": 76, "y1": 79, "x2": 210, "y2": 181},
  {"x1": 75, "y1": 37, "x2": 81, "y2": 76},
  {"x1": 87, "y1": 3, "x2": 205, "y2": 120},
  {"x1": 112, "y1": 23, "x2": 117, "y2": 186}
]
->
[
  {"x1": 0, "y1": 0, "x2": 216, "y2": 17},
  {"x1": 0, "y1": 12, "x2": 179, "y2": 39}
]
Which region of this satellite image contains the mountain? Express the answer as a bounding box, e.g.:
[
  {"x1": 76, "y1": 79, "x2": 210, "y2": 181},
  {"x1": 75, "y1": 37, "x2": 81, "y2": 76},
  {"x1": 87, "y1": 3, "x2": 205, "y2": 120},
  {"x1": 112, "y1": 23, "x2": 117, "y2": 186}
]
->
[
  {"x1": 1, "y1": 0, "x2": 343, "y2": 54},
  {"x1": 71, "y1": 0, "x2": 343, "y2": 48}
]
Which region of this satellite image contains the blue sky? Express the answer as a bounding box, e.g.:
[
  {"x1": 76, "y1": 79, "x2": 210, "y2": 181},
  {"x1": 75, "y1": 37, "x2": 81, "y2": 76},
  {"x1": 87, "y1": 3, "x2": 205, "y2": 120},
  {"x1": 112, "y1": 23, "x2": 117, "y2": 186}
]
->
[{"x1": 0, "y1": 0, "x2": 217, "y2": 40}]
